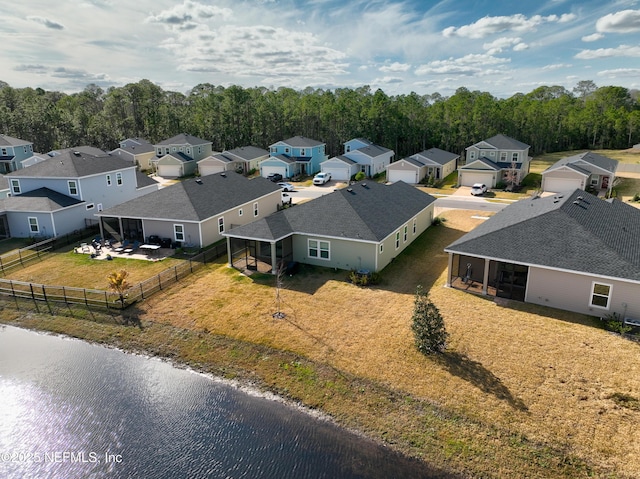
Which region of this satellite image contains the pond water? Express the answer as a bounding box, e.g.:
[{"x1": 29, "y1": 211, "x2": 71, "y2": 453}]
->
[{"x1": 0, "y1": 325, "x2": 455, "y2": 478}]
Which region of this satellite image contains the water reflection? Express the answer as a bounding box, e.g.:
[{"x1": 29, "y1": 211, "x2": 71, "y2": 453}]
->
[{"x1": 0, "y1": 325, "x2": 455, "y2": 478}]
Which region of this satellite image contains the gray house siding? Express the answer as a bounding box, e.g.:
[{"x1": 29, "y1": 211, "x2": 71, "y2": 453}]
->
[
  {"x1": 7, "y1": 204, "x2": 86, "y2": 238},
  {"x1": 526, "y1": 267, "x2": 640, "y2": 320},
  {"x1": 291, "y1": 235, "x2": 377, "y2": 271},
  {"x1": 377, "y1": 205, "x2": 434, "y2": 270}
]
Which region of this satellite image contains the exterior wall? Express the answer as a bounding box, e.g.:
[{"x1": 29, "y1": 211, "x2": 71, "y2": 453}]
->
[
  {"x1": 80, "y1": 169, "x2": 152, "y2": 212},
  {"x1": 1, "y1": 142, "x2": 34, "y2": 171},
  {"x1": 291, "y1": 235, "x2": 378, "y2": 271},
  {"x1": 542, "y1": 170, "x2": 587, "y2": 191},
  {"x1": 387, "y1": 160, "x2": 425, "y2": 183},
  {"x1": 155, "y1": 143, "x2": 212, "y2": 162},
  {"x1": 260, "y1": 158, "x2": 294, "y2": 178},
  {"x1": 442, "y1": 160, "x2": 457, "y2": 177},
  {"x1": 376, "y1": 204, "x2": 433, "y2": 271},
  {"x1": 459, "y1": 170, "x2": 498, "y2": 187},
  {"x1": 344, "y1": 139, "x2": 370, "y2": 152},
  {"x1": 527, "y1": 266, "x2": 640, "y2": 319},
  {"x1": 7, "y1": 204, "x2": 86, "y2": 238}
]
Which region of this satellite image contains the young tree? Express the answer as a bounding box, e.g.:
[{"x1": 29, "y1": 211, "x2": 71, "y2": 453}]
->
[
  {"x1": 411, "y1": 285, "x2": 448, "y2": 355},
  {"x1": 107, "y1": 269, "x2": 131, "y2": 305}
]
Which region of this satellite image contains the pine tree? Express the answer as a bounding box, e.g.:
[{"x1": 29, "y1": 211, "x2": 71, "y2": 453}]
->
[{"x1": 411, "y1": 285, "x2": 448, "y2": 355}]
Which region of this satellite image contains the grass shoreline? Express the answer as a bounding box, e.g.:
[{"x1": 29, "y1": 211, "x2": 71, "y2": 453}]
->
[{"x1": 0, "y1": 305, "x2": 607, "y2": 479}]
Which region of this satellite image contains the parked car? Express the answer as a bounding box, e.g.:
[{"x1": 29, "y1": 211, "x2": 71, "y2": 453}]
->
[
  {"x1": 282, "y1": 192, "x2": 292, "y2": 205},
  {"x1": 313, "y1": 172, "x2": 332, "y2": 185},
  {"x1": 277, "y1": 182, "x2": 294, "y2": 192},
  {"x1": 267, "y1": 173, "x2": 283, "y2": 182},
  {"x1": 470, "y1": 183, "x2": 487, "y2": 196}
]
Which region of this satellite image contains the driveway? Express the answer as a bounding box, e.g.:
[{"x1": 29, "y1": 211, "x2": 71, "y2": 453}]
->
[{"x1": 286, "y1": 180, "x2": 347, "y2": 204}]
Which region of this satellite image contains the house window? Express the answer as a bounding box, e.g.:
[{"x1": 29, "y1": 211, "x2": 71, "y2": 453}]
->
[
  {"x1": 395, "y1": 232, "x2": 400, "y2": 249},
  {"x1": 156, "y1": 148, "x2": 163, "y2": 156},
  {"x1": 300, "y1": 148, "x2": 306, "y2": 156},
  {"x1": 218, "y1": 217, "x2": 224, "y2": 233},
  {"x1": 86, "y1": 203, "x2": 94, "y2": 210},
  {"x1": 590, "y1": 176, "x2": 599, "y2": 186},
  {"x1": 285, "y1": 147, "x2": 290, "y2": 154},
  {"x1": 10, "y1": 179, "x2": 20, "y2": 194},
  {"x1": 1, "y1": 148, "x2": 7, "y2": 156},
  {"x1": 174, "y1": 224, "x2": 185, "y2": 242},
  {"x1": 68, "y1": 180, "x2": 78, "y2": 196},
  {"x1": 379, "y1": 244, "x2": 383, "y2": 254},
  {"x1": 116, "y1": 172, "x2": 123, "y2": 185},
  {"x1": 308, "y1": 239, "x2": 330, "y2": 260},
  {"x1": 23, "y1": 146, "x2": 28, "y2": 153},
  {"x1": 270, "y1": 147, "x2": 277, "y2": 153},
  {"x1": 469, "y1": 151, "x2": 476, "y2": 160},
  {"x1": 489, "y1": 151, "x2": 495, "y2": 157},
  {"x1": 238, "y1": 208, "x2": 243, "y2": 217},
  {"x1": 28, "y1": 217, "x2": 39, "y2": 233},
  {"x1": 346, "y1": 145, "x2": 351, "y2": 152},
  {"x1": 590, "y1": 282, "x2": 612, "y2": 309},
  {"x1": 413, "y1": 218, "x2": 417, "y2": 234},
  {"x1": 172, "y1": 147, "x2": 177, "y2": 152},
  {"x1": 500, "y1": 152, "x2": 507, "y2": 161},
  {"x1": 97, "y1": 203, "x2": 103, "y2": 212},
  {"x1": 511, "y1": 152, "x2": 519, "y2": 162},
  {"x1": 253, "y1": 202, "x2": 259, "y2": 217},
  {"x1": 403, "y1": 225, "x2": 408, "y2": 242},
  {"x1": 106, "y1": 174, "x2": 112, "y2": 186}
]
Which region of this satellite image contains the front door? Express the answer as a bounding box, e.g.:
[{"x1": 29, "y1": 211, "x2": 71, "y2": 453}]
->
[{"x1": 601, "y1": 176, "x2": 609, "y2": 189}]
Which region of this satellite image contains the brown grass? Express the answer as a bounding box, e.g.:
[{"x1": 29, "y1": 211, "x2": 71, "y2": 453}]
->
[{"x1": 131, "y1": 209, "x2": 640, "y2": 477}]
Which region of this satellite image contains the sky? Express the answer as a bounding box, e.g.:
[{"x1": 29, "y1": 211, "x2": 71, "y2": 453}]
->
[{"x1": 2, "y1": 0, "x2": 640, "y2": 98}]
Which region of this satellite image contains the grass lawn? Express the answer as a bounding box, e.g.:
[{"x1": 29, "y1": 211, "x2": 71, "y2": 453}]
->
[{"x1": 120, "y1": 209, "x2": 640, "y2": 478}]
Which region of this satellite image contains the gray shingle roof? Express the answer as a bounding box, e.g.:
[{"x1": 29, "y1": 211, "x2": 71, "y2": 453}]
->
[
  {"x1": 276, "y1": 136, "x2": 325, "y2": 148},
  {"x1": 445, "y1": 189, "x2": 640, "y2": 282},
  {"x1": 156, "y1": 133, "x2": 211, "y2": 146},
  {"x1": 348, "y1": 144, "x2": 391, "y2": 158},
  {"x1": 0, "y1": 187, "x2": 83, "y2": 212},
  {"x1": 411, "y1": 148, "x2": 459, "y2": 165},
  {"x1": 0, "y1": 134, "x2": 31, "y2": 147},
  {"x1": 544, "y1": 151, "x2": 618, "y2": 174},
  {"x1": 7, "y1": 150, "x2": 135, "y2": 178},
  {"x1": 460, "y1": 157, "x2": 501, "y2": 171},
  {"x1": 113, "y1": 143, "x2": 155, "y2": 155},
  {"x1": 226, "y1": 181, "x2": 436, "y2": 242},
  {"x1": 98, "y1": 172, "x2": 281, "y2": 222},
  {"x1": 478, "y1": 134, "x2": 530, "y2": 150},
  {"x1": 224, "y1": 146, "x2": 269, "y2": 161}
]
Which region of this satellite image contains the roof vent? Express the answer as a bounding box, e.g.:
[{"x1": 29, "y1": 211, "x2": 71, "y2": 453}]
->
[
  {"x1": 347, "y1": 188, "x2": 354, "y2": 193},
  {"x1": 73, "y1": 151, "x2": 81, "y2": 156},
  {"x1": 195, "y1": 178, "x2": 203, "y2": 184},
  {"x1": 220, "y1": 172, "x2": 226, "y2": 177}
]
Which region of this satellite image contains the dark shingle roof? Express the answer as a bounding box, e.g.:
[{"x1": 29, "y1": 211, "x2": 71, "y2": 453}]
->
[
  {"x1": 276, "y1": 136, "x2": 325, "y2": 148},
  {"x1": 156, "y1": 133, "x2": 211, "y2": 146},
  {"x1": 445, "y1": 189, "x2": 640, "y2": 282},
  {"x1": 460, "y1": 157, "x2": 501, "y2": 171},
  {"x1": 347, "y1": 144, "x2": 391, "y2": 158},
  {"x1": 98, "y1": 172, "x2": 281, "y2": 222},
  {"x1": 7, "y1": 150, "x2": 135, "y2": 178},
  {"x1": 544, "y1": 151, "x2": 618, "y2": 174},
  {"x1": 478, "y1": 134, "x2": 530, "y2": 150},
  {"x1": 411, "y1": 148, "x2": 459, "y2": 165},
  {"x1": 226, "y1": 181, "x2": 436, "y2": 242},
  {"x1": 0, "y1": 134, "x2": 31, "y2": 147},
  {"x1": 0, "y1": 187, "x2": 83, "y2": 212},
  {"x1": 113, "y1": 143, "x2": 155, "y2": 155},
  {"x1": 224, "y1": 146, "x2": 269, "y2": 161}
]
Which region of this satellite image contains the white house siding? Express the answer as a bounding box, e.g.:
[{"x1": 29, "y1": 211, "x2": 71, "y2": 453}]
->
[
  {"x1": 260, "y1": 164, "x2": 288, "y2": 179},
  {"x1": 387, "y1": 161, "x2": 423, "y2": 184},
  {"x1": 543, "y1": 176, "x2": 584, "y2": 193},
  {"x1": 526, "y1": 266, "x2": 640, "y2": 319},
  {"x1": 198, "y1": 163, "x2": 227, "y2": 177},
  {"x1": 459, "y1": 170, "x2": 496, "y2": 187},
  {"x1": 320, "y1": 159, "x2": 354, "y2": 181}
]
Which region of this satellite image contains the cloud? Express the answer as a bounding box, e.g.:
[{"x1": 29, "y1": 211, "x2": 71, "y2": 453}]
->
[
  {"x1": 597, "y1": 68, "x2": 640, "y2": 77},
  {"x1": 575, "y1": 44, "x2": 640, "y2": 59},
  {"x1": 415, "y1": 54, "x2": 509, "y2": 76},
  {"x1": 443, "y1": 13, "x2": 576, "y2": 39},
  {"x1": 27, "y1": 16, "x2": 65, "y2": 30},
  {"x1": 373, "y1": 76, "x2": 404, "y2": 85},
  {"x1": 542, "y1": 63, "x2": 572, "y2": 71},
  {"x1": 582, "y1": 32, "x2": 604, "y2": 42},
  {"x1": 379, "y1": 62, "x2": 411, "y2": 73},
  {"x1": 146, "y1": 1, "x2": 233, "y2": 31},
  {"x1": 596, "y1": 9, "x2": 640, "y2": 33},
  {"x1": 483, "y1": 37, "x2": 528, "y2": 54}
]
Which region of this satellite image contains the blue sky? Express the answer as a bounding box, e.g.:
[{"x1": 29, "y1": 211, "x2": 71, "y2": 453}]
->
[{"x1": 2, "y1": 0, "x2": 640, "y2": 97}]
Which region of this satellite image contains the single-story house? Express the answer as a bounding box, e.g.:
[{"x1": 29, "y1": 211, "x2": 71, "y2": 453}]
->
[
  {"x1": 320, "y1": 155, "x2": 359, "y2": 181},
  {"x1": 459, "y1": 134, "x2": 531, "y2": 188},
  {"x1": 155, "y1": 152, "x2": 198, "y2": 178},
  {"x1": 197, "y1": 153, "x2": 235, "y2": 177},
  {"x1": 223, "y1": 146, "x2": 269, "y2": 174},
  {"x1": 387, "y1": 148, "x2": 459, "y2": 184},
  {"x1": 110, "y1": 138, "x2": 156, "y2": 171},
  {"x1": 343, "y1": 138, "x2": 394, "y2": 177},
  {"x1": 444, "y1": 189, "x2": 640, "y2": 322},
  {"x1": 96, "y1": 172, "x2": 283, "y2": 248},
  {"x1": 223, "y1": 180, "x2": 436, "y2": 274},
  {"x1": 541, "y1": 151, "x2": 618, "y2": 194}
]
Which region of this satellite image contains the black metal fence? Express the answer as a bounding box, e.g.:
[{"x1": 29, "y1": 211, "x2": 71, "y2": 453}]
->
[{"x1": 0, "y1": 241, "x2": 228, "y2": 313}]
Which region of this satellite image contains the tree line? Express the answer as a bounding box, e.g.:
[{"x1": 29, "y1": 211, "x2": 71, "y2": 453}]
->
[{"x1": 0, "y1": 79, "x2": 638, "y2": 159}]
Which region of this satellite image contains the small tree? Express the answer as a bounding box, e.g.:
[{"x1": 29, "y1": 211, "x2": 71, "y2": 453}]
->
[
  {"x1": 411, "y1": 285, "x2": 448, "y2": 355},
  {"x1": 107, "y1": 269, "x2": 131, "y2": 305}
]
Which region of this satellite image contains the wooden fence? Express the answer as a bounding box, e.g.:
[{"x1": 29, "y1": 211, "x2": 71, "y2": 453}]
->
[{"x1": 0, "y1": 241, "x2": 228, "y2": 313}]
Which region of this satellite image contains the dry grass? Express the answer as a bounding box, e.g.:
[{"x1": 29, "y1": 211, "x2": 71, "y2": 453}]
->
[{"x1": 133, "y1": 210, "x2": 640, "y2": 477}]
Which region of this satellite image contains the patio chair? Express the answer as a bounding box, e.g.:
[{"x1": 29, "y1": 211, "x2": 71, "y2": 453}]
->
[
  {"x1": 113, "y1": 239, "x2": 129, "y2": 253},
  {"x1": 124, "y1": 240, "x2": 140, "y2": 254}
]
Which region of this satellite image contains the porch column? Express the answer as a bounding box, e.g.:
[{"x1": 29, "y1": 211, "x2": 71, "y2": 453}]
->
[
  {"x1": 482, "y1": 258, "x2": 490, "y2": 295},
  {"x1": 270, "y1": 241, "x2": 278, "y2": 274},
  {"x1": 117, "y1": 217, "x2": 124, "y2": 241},
  {"x1": 446, "y1": 253, "x2": 453, "y2": 287},
  {"x1": 225, "y1": 237, "x2": 233, "y2": 267},
  {"x1": 98, "y1": 218, "x2": 105, "y2": 244}
]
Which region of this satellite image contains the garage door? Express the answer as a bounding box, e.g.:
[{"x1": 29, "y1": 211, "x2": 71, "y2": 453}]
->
[
  {"x1": 321, "y1": 166, "x2": 349, "y2": 181},
  {"x1": 459, "y1": 171, "x2": 494, "y2": 187},
  {"x1": 388, "y1": 169, "x2": 418, "y2": 184},
  {"x1": 543, "y1": 177, "x2": 582, "y2": 193},
  {"x1": 199, "y1": 165, "x2": 225, "y2": 177},
  {"x1": 158, "y1": 164, "x2": 182, "y2": 178},
  {"x1": 261, "y1": 165, "x2": 287, "y2": 179}
]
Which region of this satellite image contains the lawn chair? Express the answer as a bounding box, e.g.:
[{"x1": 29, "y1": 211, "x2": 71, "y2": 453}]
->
[
  {"x1": 113, "y1": 239, "x2": 129, "y2": 253},
  {"x1": 124, "y1": 240, "x2": 140, "y2": 254}
]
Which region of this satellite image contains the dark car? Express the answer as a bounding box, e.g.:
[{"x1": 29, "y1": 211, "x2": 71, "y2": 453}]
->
[{"x1": 267, "y1": 173, "x2": 283, "y2": 182}]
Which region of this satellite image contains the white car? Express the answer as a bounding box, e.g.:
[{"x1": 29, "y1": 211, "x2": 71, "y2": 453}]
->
[
  {"x1": 277, "y1": 182, "x2": 294, "y2": 192},
  {"x1": 313, "y1": 172, "x2": 332, "y2": 185},
  {"x1": 470, "y1": 183, "x2": 488, "y2": 196}
]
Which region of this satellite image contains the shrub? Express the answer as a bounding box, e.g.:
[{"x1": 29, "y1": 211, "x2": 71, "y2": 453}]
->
[
  {"x1": 495, "y1": 181, "x2": 507, "y2": 189},
  {"x1": 348, "y1": 270, "x2": 380, "y2": 286},
  {"x1": 632, "y1": 193, "x2": 640, "y2": 202},
  {"x1": 600, "y1": 312, "x2": 632, "y2": 335},
  {"x1": 354, "y1": 171, "x2": 366, "y2": 181},
  {"x1": 411, "y1": 285, "x2": 448, "y2": 355},
  {"x1": 431, "y1": 216, "x2": 447, "y2": 226}
]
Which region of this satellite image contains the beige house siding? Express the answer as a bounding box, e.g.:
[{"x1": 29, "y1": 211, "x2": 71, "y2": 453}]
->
[
  {"x1": 527, "y1": 266, "x2": 640, "y2": 319},
  {"x1": 291, "y1": 235, "x2": 377, "y2": 271},
  {"x1": 377, "y1": 204, "x2": 434, "y2": 270}
]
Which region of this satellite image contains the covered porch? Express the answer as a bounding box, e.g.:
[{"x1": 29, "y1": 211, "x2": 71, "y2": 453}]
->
[
  {"x1": 446, "y1": 253, "x2": 529, "y2": 301},
  {"x1": 227, "y1": 236, "x2": 293, "y2": 274}
]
